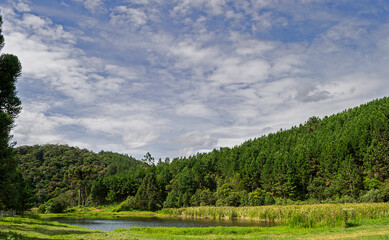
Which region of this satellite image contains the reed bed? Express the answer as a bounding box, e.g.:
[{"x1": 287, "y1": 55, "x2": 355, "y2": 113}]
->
[{"x1": 159, "y1": 203, "x2": 389, "y2": 227}]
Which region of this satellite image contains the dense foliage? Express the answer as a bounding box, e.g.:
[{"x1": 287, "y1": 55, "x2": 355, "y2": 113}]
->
[
  {"x1": 16, "y1": 145, "x2": 141, "y2": 210},
  {"x1": 17, "y1": 97, "x2": 389, "y2": 212},
  {"x1": 0, "y1": 15, "x2": 29, "y2": 213}
]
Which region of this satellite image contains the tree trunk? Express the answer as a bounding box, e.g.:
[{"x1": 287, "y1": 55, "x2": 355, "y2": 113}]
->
[{"x1": 78, "y1": 189, "x2": 81, "y2": 206}]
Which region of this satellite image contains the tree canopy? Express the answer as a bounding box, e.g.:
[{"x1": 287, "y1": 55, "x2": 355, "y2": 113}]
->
[{"x1": 16, "y1": 97, "x2": 389, "y2": 212}]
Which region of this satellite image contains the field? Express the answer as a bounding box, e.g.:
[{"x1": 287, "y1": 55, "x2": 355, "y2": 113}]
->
[{"x1": 1, "y1": 203, "x2": 389, "y2": 240}]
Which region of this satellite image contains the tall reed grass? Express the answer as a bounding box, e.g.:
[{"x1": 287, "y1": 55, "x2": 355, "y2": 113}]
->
[{"x1": 159, "y1": 203, "x2": 389, "y2": 227}]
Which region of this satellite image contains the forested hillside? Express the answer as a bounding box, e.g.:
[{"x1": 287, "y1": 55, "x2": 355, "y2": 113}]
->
[
  {"x1": 17, "y1": 145, "x2": 142, "y2": 207},
  {"x1": 17, "y1": 97, "x2": 389, "y2": 212}
]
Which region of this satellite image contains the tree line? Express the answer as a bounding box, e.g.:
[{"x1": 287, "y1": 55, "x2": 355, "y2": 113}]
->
[{"x1": 16, "y1": 97, "x2": 389, "y2": 213}]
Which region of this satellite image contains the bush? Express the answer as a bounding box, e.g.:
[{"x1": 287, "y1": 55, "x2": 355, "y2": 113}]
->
[
  {"x1": 38, "y1": 203, "x2": 46, "y2": 213},
  {"x1": 115, "y1": 196, "x2": 136, "y2": 212},
  {"x1": 39, "y1": 197, "x2": 67, "y2": 213},
  {"x1": 274, "y1": 197, "x2": 295, "y2": 205},
  {"x1": 248, "y1": 191, "x2": 263, "y2": 206},
  {"x1": 360, "y1": 189, "x2": 384, "y2": 203},
  {"x1": 239, "y1": 190, "x2": 249, "y2": 206},
  {"x1": 224, "y1": 192, "x2": 241, "y2": 206},
  {"x1": 105, "y1": 189, "x2": 117, "y2": 203},
  {"x1": 336, "y1": 195, "x2": 357, "y2": 203},
  {"x1": 364, "y1": 178, "x2": 382, "y2": 190},
  {"x1": 264, "y1": 192, "x2": 275, "y2": 205},
  {"x1": 45, "y1": 198, "x2": 67, "y2": 213},
  {"x1": 200, "y1": 189, "x2": 216, "y2": 206}
]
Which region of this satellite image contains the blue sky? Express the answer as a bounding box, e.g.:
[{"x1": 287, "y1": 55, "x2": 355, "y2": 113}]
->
[{"x1": 1, "y1": 0, "x2": 388, "y2": 160}]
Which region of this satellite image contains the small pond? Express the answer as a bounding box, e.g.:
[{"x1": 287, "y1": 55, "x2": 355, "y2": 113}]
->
[{"x1": 46, "y1": 216, "x2": 276, "y2": 231}]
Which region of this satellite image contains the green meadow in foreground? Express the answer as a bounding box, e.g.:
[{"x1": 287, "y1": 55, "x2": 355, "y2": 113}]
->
[
  {"x1": 1, "y1": 216, "x2": 389, "y2": 240},
  {"x1": 1, "y1": 203, "x2": 389, "y2": 240}
]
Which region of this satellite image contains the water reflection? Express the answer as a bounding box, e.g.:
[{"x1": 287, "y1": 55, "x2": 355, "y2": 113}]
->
[{"x1": 46, "y1": 216, "x2": 275, "y2": 231}]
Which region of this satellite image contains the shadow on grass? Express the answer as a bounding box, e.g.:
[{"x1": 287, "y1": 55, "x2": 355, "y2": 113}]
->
[
  {"x1": 0, "y1": 217, "x2": 72, "y2": 228},
  {"x1": 0, "y1": 231, "x2": 44, "y2": 240},
  {"x1": 24, "y1": 214, "x2": 42, "y2": 220},
  {"x1": 0, "y1": 218, "x2": 97, "y2": 239},
  {"x1": 345, "y1": 221, "x2": 361, "y2": 228},
  {"x1": 1, "y1": 224, "x2": 94, "y2": 235}
]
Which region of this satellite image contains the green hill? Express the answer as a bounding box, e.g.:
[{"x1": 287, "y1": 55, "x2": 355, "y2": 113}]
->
[
  {"x1": 17, "y1": 144, "x2": 142, "y2": 206},
  {"x1": 17, "y1": 97, "x2": 389, "y2": 211}
]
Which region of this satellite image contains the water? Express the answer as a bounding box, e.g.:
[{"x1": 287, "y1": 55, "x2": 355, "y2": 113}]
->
[{"x1": 46, "y1": 216, "x2": 275, "y2": 231}]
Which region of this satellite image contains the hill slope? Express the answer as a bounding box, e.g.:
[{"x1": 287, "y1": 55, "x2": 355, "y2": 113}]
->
[
  {"x1": 17, "y1": 145, "x2": 142, "y2": 205},
  {"x1": 17, "y1": 97, "x2": 389, "y2": 210}
]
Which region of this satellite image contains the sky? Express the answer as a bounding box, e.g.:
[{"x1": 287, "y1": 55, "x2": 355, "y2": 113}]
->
[{"x1": 0, "y1": 0, "x2": 388, "y2": 160}]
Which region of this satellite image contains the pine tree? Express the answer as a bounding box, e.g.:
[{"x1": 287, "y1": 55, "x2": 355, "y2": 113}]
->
[{"x1": 0, "y1": 15, "x2": 23, "y2": 210}]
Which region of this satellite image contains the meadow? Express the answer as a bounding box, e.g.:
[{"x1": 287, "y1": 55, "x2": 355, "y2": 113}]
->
[{"x1": 1, "y1": 203, "x2": 389, "y2": 239}]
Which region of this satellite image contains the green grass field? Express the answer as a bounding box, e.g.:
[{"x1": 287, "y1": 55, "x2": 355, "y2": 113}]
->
[
  {"x1": 1, "y1": 203, "x2": 389, "y2": 240},
  {"x1": 1, "y1": 216, "x2": 389, "y2": 240}
]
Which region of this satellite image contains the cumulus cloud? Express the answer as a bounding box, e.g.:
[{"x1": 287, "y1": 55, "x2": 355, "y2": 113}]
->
[
  {"x1": 110, "y1": 6, "x2": 148, "y2": 28},
  {"x1": 173, "y1": 131, "x2": 217, "y2": 148},
  {"x1": 209, "y1": 58, "x2": 270, "y2": 85},
  {"x1": 172, "y1": 0, "x2": 226, "y2": 16},
  {"x1": 2, "y1": 0, "x2": 388, "y2": 159},
  {"x1": 13, "y1": 102, "x2": 69, "y2": 145},
  {"x1": 72, "y1": 0, "x2": 106, "y2": 13},
  {"x1": 175, "y1": 103, "x2": 214, "y2": 118}
]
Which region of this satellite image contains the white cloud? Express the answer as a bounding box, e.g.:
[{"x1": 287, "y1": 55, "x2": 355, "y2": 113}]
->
[
  {"x1": 2, "y1": 0, "x2": 389, "y2": 159},
  {"x1": 209, "y1": 58, "x2": 270, "y2": 85},
  {"x1": 13, "y1": 102, "x2": 69, "y2": 145},
  {"x1": 10, "y1": 0, "x2": 31, "y2": 12},
  {"x1": 71, "y1": 0, "x2": 106, "y2": 13},
  {"x1": 312, "y1": 19, "x2": 369, "y2": 53},
  {"x1": 172, "y1": 0, "x2": 226, "y2": 16},
  {"x1": 84, "y1": 0, "x2": 105, "y2": 13},
  {"x1": 110, "y1": 6, "x2": 148, "y2": 28},
  {"x1": 271, "y1": 54, "x2": 304, "y2": 77},
  {"x1": 173, "y1": 131, "x2": 217, "y2": 148},
  {"x1": 175, "y1": 103, "x2": 214, "y2": 118}
]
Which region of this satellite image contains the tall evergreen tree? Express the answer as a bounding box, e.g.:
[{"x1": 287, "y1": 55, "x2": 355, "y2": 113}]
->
[{"x1": 0, "y1": 15, "x2": 23, "y2": 210}]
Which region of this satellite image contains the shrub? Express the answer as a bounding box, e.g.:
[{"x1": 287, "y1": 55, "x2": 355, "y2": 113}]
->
[
  {"x1": 224, "y1": 192, "x2": 241, "y2": 206},
  {"x1": 37, "y1": 203, "x2": 46, "y2": 213},
  {"x1": 364, "y1": 178, "x2": 382, "y2": 190},
  {"x1": 360, "y1": 189, "x2": 384, "y2": 203},
  {"x1": 248, "y1": 191, "x2": 263, "y2": 206},
  {"x1": 105, "y1": 189, "x2": 116, "y2": 203},
  {"x1": 335, "y1": 195, "x2": 357, "y2": 203},
  {"x1": 200, "y1": 189, "x2": 216, "y2": 206},
  {"x1": 264, "y1": 192, "x2": 275, "y2": 205},
  {"x1": 44, "y1": 198, "x2": 67, "y2": 213},
  {"x1": 115, "y1": 196, "x2": 136, "y2": 212}
]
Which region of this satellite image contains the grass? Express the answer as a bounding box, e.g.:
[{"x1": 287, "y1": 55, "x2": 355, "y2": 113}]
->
[
  {"x1": 1, "y1": 215, "x2": 389, "y2": 239},
  {"x1": 160, "y1": 202, "x2": 389, "y2": 227},
  {"x1": 1, "y1": 203, "x2": 388, "y2": 239},
  {"x1": 36, "y1": 204, "x2": 159, "y2": 219}
]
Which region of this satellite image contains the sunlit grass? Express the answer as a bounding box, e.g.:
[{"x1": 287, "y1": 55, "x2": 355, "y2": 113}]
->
[
  {"x1": 1, "y1": 215, "x2": 389, "y2": 240},
  {"x1": 160, "y1": 203, "x2": 389, "y2": 228},
  {"x1": 2, "y1": 203, "x2": 387, "y2": 239}
]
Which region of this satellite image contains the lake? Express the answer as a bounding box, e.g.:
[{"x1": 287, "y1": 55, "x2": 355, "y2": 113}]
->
[{"x1": 46, "y1": 216, "x2": 275, "y2": 231}]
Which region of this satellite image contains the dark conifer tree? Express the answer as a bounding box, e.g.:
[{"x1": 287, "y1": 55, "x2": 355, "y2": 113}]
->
[{"x1": 0, "y1": 15, "x2": 23, "y2": 211}]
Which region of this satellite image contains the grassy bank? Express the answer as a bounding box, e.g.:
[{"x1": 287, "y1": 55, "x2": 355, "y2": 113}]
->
[
  {"x1": 2, "y1": 203, "x2": 388, "y2": 239},
  {"x1": 160, "y1": 203, "x2": 389, "y2": 227},
  {"x1": 1, "y1": 215, "x2": 389, "y2": 239},
  {"x1": 35, "y1": 204, "x2": 161, "y2": 219}
]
